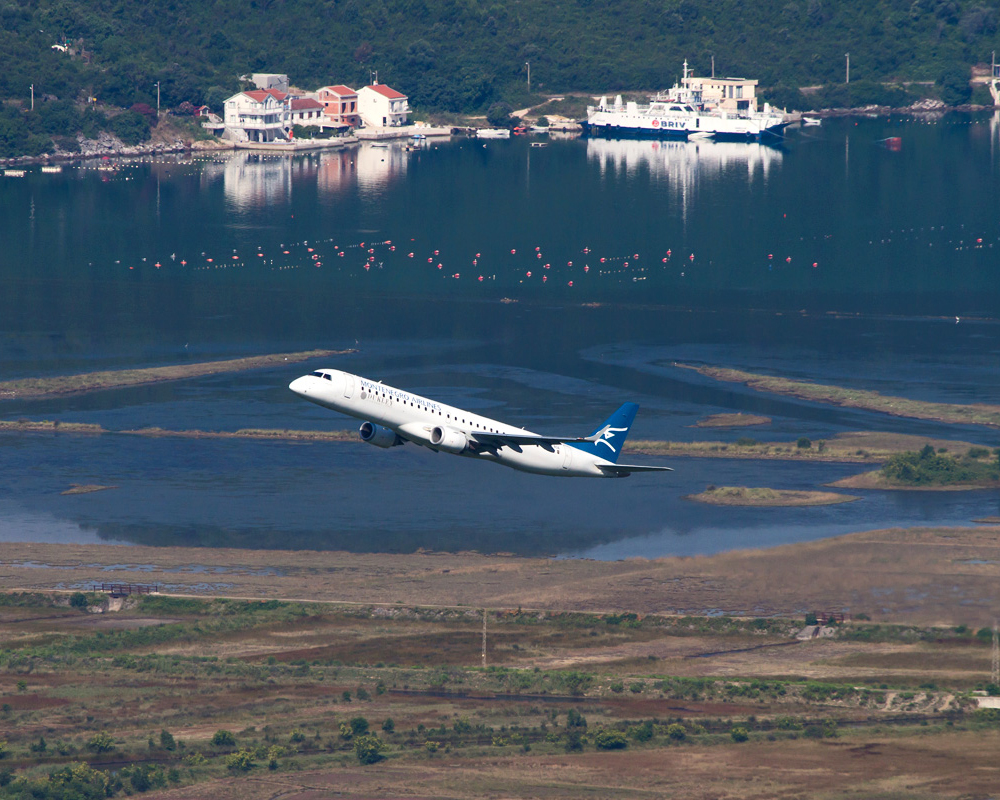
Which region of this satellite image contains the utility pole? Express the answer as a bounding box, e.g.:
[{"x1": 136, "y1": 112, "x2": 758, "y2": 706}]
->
[
  {"x1": 155, "y1": 81, "x2": 160, "y2": 119},
  {"x1": 526, "y1": 62, "x2": 530, "y2": 92},
  {"x1": 481, "y1": 609, "x2": 487, "y2": 668},
  {"x1": 845, "y1": 53, "x2": 850, "y2": 84},
  {"x1": 30, "y1": 84, "x2": 34, "y2": 112}
]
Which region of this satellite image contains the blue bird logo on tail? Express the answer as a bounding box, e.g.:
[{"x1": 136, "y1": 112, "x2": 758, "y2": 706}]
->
[{"x1": 569, "y1": 403, "x2": 639, "y2": 464}]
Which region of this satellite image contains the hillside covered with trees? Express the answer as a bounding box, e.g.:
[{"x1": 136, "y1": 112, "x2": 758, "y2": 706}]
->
[{"x1": 1, "y1": 0, "x2": 999, "y2": 153}]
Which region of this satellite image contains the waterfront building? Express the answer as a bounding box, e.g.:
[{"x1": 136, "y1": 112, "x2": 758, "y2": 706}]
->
[
  {"x1": 223, "y1": 89, "x2": 289, "y2": 143},
  {"x1": 682, "y1": 72, "x2": 761, "y2": 113},
  {"x1": 317, "y1": 85, "x2": 360, "y2": 127},
  {"x1": 357, "y1": 84, "x2": 409, "y2": 128},
  {"x1": 289, "y1": 97, "x2": 325, "y2": 127}
]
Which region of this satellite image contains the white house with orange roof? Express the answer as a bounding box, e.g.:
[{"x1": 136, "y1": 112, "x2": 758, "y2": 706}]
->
[
  {"x1": 357, "y1": 83, "x2": 409, "y2": 128},
  {"x1": 288, "y1": 96, "x2": 325, "y2": 127},
  {"x1": 223, "y1": 88, "x2": 289, "y2": 142},
  {"x1": 317, "y1": 85, "x2": 360, "y2": 127}
]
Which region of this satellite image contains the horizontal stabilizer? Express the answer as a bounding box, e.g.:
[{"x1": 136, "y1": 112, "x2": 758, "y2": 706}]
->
[{"x1": 595, "y1": 463, "x2": 674, "y2": 477}]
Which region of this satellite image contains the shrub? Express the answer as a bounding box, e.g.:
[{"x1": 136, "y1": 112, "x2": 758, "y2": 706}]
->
[
  {"x1": 354, "y1": 734, "x2": 384, "y2": 765},
  {"x1": 159, "y1": 729, "x2": 176, "y2": 750},
  {"x1": 566, "y1": 708, "x2": 587, "y2": 728},
  {"x1": 797, "y1": 437, "x2": 812, "y2": 449},
  {"x1": 667, "y1": 723, "x2": 686, "y2": 741},
  {"x1": 86, "y1": 732, "x2": 114, "y2": 753},
  {"x1": 629, "y1": 682, "x2": 644, "y2": 694},
  {"x1": 486, "y1": 101, "x2": 513, "y2": 127},
  {"x1": 211, "y1": 729, "x2": 236, "y2": 747},
  {"x1": 631, "y1": 721, "x2": 654, "y2": 742},
  {"x1": 564, "y1": 729, "x2": 584, "y2": 752},
  {"x1": 609, "y1": 681, "x2": 624, "y2": 693},
  {"x1": 225, "y1": 748, "x2": 256, "y2": 771},
  {"x1": 424, "y1": 740, "x2": 439, "y2": 753},
  {"x1": 593, "y1": 728, "x2": 628, "y2": 750},
  {"x1": 69, "y1": 592, "x2": 89, "y2": 610},
  {"x1": 730, "y1": 726, "x2": 749, "y2": 742},
  {"x1": 356, "y1": 687, "x2": 371, "y2": 701},
  {"x1": 382, "y1": 718, "x2": 395, "y2": 733},
  {"x1": 349, "y1": 716, "x2": 370, "y2": 736}
]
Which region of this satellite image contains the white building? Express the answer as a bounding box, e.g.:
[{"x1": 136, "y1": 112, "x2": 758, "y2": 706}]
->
[
  {"x1": 223, "y1": 89, "x2": 288, "y2": 142},
  {"x1": 288, "y1": 97, "x2": 325, "y2": 128},
  {"x1": 357, "y1": 84, "x2": 409, "y2": 128}
]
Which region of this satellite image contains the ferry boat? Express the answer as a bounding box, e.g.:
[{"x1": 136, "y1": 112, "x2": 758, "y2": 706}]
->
[
  {"x1": 477, "y1": 128, "x2": 511, "y2": 139},
  {"x1": 582, "y1": 61, "x2": 789, "y2": 141}
]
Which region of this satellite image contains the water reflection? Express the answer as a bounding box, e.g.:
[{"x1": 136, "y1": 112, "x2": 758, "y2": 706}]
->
[
  {"x1": 354, "y1": 143, "x2": 408, "y2": 192},
  {"x1": 586, "y1": 137, "x2": 782, "y2": 182}
]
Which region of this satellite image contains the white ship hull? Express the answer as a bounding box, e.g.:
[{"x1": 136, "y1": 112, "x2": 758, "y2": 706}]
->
[{"x1": 584, "y1": 107, "x2": 787, "y2": 140}]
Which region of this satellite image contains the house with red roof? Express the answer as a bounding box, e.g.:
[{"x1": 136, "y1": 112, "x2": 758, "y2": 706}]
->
[
  {"x1": 357, "y1": 83, "x2": 409, "y2": 128},
  {"x1": 317, "y1": 85, "x2": 360, "y2": 128},
  {"x1": 223, "y1": 88, "x2": 289, "y2": 142},
  {"x1": 289, "y1": 97, "x2": 325, "y2": 127}
]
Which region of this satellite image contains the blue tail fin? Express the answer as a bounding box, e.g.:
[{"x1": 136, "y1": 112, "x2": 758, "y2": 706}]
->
[{"x1": 569, "y1": 403, "x2": 639, "y2": 464}]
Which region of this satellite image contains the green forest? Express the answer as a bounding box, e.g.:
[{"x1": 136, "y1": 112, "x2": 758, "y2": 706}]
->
[{"x1": 1, "y1": 0, "x2": 999, "y2": 153}]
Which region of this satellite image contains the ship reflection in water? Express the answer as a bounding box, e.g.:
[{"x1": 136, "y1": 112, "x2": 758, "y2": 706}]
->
[{"x1": 587, "y1": 136, "x2": 782, "y2": 223}]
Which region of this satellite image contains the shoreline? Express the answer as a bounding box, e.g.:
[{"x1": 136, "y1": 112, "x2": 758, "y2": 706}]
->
[
  {"x1": 828, "y1": 470, "x2": 1000, "y2": 491},
  {"x1": 0, "y1": 421, "x2": 981, "y2": 464},
  {"x1": 677, "y1": 362, "x2": 1000, "y2": 428},
  {"x1": 685, "y1": 486, "x2": 859, "y2": 506},
  {"x1": 0, "y1": 348, "x2": 354, "y2": 400},
  {"x1": 2, "y1": 525, "x2": 1000, "y2": 624}
]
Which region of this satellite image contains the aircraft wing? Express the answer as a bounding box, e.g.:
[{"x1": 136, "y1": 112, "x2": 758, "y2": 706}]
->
[
  {"x1": 470, "y1": 431, "x2": 599, "y2": 450},
  {"x1": 595, "y1": 463, "x2": 674, "y2": 476}
]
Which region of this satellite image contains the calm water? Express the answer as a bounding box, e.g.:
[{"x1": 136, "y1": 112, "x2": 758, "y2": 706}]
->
[{"x1": 3, "y1": 114, "x2": 1000, "y2": 558}]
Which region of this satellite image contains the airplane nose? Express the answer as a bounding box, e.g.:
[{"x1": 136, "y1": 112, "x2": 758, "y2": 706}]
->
[{"x1": 289, "y1": 375, "x2": 310, "y2": 396}]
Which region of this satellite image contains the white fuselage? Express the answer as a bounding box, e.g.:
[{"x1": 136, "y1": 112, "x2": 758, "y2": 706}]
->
[{"x1": 289, "y1": 369, "x2": 617, "y2": 477}]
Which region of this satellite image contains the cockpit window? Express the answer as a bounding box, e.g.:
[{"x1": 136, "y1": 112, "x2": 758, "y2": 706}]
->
[
  {"x1": 324, "y1": 374, "x2": 332, "y2": 381},
  {"x1": 311, "y1": 371, "x2": 324, "y2": 378}
]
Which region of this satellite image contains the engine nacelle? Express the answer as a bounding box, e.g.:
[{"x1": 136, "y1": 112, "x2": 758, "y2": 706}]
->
[
  {"x1": 359, "y1": 421, "x2": 403, "y2": 449},
  {"x1": 430, "y1": 425, "x2": 469, "y2": 454}
]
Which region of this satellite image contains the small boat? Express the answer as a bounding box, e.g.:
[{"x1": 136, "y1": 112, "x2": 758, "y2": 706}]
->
[
  {"x1": 530, "y1": 142, "x2": 547, "y2": 148},
  {"x1": 802, "y1": 117, "x2": 822, "y2": 127},
  {"x1": 410, "y1": 133, "x2": 426, "y2": 140},
  {"x1": 477, "y1": 128, "x2": 511, "y2": 139}
]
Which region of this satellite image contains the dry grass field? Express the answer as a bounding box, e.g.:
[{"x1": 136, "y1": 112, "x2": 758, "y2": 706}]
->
[{"x1": 4, "y1": 528, "x2": 1000, "y2": 798}]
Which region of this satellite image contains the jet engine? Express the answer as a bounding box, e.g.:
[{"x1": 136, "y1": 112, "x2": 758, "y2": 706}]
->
[
  {"x1": 430, "y1": 425, "x2": 469, "y2": 454},
  {"x1": 359, "y1": 421, "x2": 403, "y2": 448}
]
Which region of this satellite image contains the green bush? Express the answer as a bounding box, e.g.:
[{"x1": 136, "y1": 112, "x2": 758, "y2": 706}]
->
[
  {"x1": 666, "y1": 723, "x2": 686, "y2": 741},
  {"x1": 354, "y1": 734, "x2": 384, "y2": 765},
  {"x1": 225, "y1": 748, "x2": 256, "y2": 771},
  {"x1": 796, "y1": 437, "x2": 812, "y2": 449},
  {"x1": 86, "y1": 732, "x2": 114, "y2": 753},
  {"x1": 593, "y1": 728, "x2": 628, "y2": 750},
  {"x1": 730, "y1": 726, "x2": 749, "y2": 742},
  {"x1": 349, "y1": 716, "x2": 370, "y2": 736},
  {"x1": 159, "y1": 729, "x2": 176, "y2": 750},
  {"x1": 108, "y1": 110, "x2": 151, "y2": 145},
  {"x1": 211, "y1": 729, "x2": 236, "y2": 747},
  {"x1": 382, "y1": 718, "x2": 395, "y2": 733}
]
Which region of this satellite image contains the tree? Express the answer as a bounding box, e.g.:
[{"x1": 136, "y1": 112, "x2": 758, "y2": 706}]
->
[
  {"x1": 486, "y1": 101, "x2": 513, "y2": 127},
  {"x1": 159, "y1": 729, "x2": 176, "y2": 750},
  {"x1": 938, "y1": 64, "x2": 972, "y2": 105},
  {"x1": 381, "y1": 718, "x2": 395, "y2": 733},
  {"x1": 354, "y1": 734, "x2": 384, "y2": 765},
  {"x1": 349, "y1": 716, "x2": 370, "y2": 736},
  {"x1": 69, "y1": 592, "x2": 89, "y2": 610},
  {"x1": 108, "y1": 110, "x2": 150, "y2": 145},
  {"x1": 211, "y1": 729, "x2": 236, "y2": 747},
  {"x1": 566, "y1": 708, "x2": 587, "y2": 728}
]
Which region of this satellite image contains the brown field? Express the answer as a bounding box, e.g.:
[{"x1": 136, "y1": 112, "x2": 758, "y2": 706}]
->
[
  {"x1": 4, "y1": 527, "x2": 1000, "y2": 798},
  {"x1": 4, "y1": 525, "x2": 1000, "y2": 626}
]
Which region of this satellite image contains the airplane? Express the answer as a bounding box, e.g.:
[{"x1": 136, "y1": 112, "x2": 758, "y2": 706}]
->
[{"x1": 288, "y1": 368, "x2": 673, "y2": 478}]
